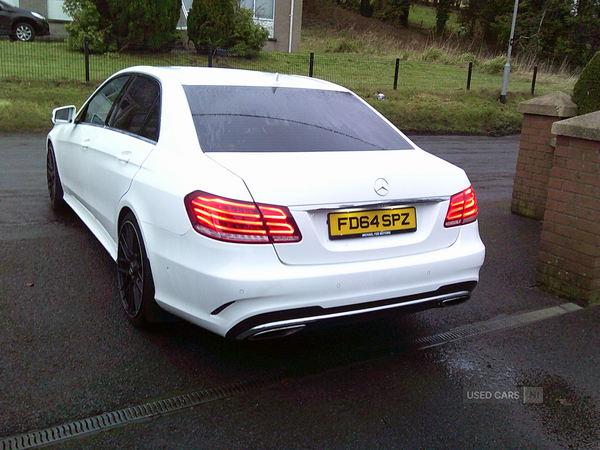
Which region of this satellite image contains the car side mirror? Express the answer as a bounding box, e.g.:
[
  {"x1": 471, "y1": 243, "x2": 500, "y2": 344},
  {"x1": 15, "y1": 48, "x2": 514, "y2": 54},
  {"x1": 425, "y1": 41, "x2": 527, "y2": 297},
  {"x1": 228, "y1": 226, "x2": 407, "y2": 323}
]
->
[{"x1": 52, "y1": 105, "x2": 76, "y2": 124}]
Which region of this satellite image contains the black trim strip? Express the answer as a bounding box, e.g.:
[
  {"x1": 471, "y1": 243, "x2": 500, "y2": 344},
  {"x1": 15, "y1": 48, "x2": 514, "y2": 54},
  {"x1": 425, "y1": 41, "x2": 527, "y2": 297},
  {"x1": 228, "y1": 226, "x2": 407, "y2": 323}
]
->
[{"x1": 226, "y1": 281, "x2": 477, "y2": 340}]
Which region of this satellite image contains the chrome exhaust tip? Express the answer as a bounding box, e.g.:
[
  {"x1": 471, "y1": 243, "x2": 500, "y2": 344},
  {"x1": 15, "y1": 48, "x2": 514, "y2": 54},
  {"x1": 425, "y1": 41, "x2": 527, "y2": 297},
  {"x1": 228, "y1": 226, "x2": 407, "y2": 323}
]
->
[
  {"x1": 439, "y1": 295, "x2": 470, "y2": 307},
  {"x1": 247, "y1": 324, "x2": 306, "y2": 340}
]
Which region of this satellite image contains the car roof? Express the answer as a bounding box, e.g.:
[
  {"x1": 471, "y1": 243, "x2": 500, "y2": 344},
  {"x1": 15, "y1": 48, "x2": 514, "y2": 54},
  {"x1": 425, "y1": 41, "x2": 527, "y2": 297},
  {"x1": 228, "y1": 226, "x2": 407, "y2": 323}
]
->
[{"x1": 115, "y1": 66, "x2": 349, "y2": 92}]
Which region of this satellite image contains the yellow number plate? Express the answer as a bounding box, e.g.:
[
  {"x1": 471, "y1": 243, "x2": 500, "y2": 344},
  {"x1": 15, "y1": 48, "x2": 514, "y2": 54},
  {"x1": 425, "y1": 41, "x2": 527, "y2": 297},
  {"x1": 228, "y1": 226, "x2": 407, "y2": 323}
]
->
[{"x1": 328, "y1": 207, "x2": 417, "y2": 240}]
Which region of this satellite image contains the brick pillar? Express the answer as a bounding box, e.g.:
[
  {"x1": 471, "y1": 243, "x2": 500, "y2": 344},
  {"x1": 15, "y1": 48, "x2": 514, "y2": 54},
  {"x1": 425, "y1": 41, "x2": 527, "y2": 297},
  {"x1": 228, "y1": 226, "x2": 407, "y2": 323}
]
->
[
  {"x1": 511, "y1": 92, "x2": 577, "y2": 220},
  {"x1": 536, "y1": 111, "x2": 600, "y2": 304}
]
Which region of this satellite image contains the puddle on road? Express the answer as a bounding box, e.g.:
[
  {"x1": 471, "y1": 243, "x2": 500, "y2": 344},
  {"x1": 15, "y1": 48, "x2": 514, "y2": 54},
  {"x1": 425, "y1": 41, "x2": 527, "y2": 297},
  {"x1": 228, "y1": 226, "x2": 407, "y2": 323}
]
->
[
  {"x1": 433, "y1": 340, "x2": 600, "y2": 449},
  {"x1": 520, "y1": 370, "x2": 600, "y2": 449}
]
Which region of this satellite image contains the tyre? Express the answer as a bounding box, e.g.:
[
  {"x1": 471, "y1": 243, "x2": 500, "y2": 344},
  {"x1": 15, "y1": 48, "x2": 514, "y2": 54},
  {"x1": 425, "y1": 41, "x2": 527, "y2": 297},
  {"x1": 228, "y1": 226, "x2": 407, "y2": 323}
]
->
[
  {"x1": 13, "y1": 22, "x2": 35, "y2": 42},
  {"x1": 46, "y1": 145, "x2": 66, "y2": 211},
  {"x1": 117, "y1": 212, "x2": 168, "y2": 328}
]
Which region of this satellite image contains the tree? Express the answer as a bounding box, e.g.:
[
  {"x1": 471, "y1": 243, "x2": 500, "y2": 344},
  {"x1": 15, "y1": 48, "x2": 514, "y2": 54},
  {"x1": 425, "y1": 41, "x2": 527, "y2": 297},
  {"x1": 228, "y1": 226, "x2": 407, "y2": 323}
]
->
[
  {"x1": 511, "y1": 0, "x2": 600, "y2": 69},
  {"x1": 572, "y1": 51, "x2": 600, "y2": 114},
  {"x1": 187, "y1": 0, "x2": 268, "y2": 58},
  {"x1": 458, "y1": 0, "x2": 481, "y2": 38},
  {"x1": 436, "y1": 0, "x2": 452, "y2": 35},
  {"x1": 458, "y1": 0, "x2": 514, "y2": 50},
  {"x1": 187, "y1": 0, "x2": 235, "y2": 52},
  {"x1": 375, "y1": 0, "x2": 411, "y2": 28},
  {"x1": 63, "y1": 0, "x2": 110, "y2": 52},
  {"x1": 63, "y1": 0, "x2": 181, "y2": 52},
  {"x1": 458, "y1": 0, "x2": 600, "y2": 69},
  {"x1": 108, "y1": 0, "x2": 181, "y2": 51},
  {"x1": 565, "y1": 0, "x2": 600, "y2": 68},
  {"x1": 229, "y1": 7, "x2": 270, "y2": 58},
  {"x1": 513, "y1": 0, "x2": 572, "y2": 64},
  {"x1": 360, "y1": 0, "x2": 374, "y2": 17}
]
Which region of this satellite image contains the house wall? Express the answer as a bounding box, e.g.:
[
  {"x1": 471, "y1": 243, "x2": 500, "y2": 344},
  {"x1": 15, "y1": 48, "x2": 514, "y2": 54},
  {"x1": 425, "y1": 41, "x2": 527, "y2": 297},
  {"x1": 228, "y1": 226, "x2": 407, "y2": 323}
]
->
[
  {"x1": 265, "y1": 0, "x2": 302, "y2": 53},
  {"x1": 47, "y1": 0, "x2": 69, "y2": 21},
  {"x1": 17, "y1": 0, "x2": 68, "y2": 21},
  {"x1": 18, "y1": 0, "x2": 46, "y2": 16}
]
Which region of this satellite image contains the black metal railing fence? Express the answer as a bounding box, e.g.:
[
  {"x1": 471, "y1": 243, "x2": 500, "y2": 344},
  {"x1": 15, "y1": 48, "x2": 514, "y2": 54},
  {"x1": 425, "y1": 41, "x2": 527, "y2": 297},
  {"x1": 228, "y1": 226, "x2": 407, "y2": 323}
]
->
[{"x1": 0, "y1": 38, "x2": 540, "y2": 95}]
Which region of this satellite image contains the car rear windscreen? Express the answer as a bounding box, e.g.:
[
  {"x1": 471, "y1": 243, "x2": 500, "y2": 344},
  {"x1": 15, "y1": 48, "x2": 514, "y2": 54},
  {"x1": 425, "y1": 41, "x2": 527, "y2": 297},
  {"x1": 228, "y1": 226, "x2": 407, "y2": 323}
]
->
[{"x1": 183, "y1": 86, "x2": 413, "y2": 152}]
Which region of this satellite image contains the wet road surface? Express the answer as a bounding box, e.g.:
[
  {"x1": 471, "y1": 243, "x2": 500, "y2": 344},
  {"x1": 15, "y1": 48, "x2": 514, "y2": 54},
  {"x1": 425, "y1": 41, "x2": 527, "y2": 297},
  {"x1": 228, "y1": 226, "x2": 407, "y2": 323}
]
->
[{"x1": 1, "y1": 133, "x2": 599, "y2": 449}]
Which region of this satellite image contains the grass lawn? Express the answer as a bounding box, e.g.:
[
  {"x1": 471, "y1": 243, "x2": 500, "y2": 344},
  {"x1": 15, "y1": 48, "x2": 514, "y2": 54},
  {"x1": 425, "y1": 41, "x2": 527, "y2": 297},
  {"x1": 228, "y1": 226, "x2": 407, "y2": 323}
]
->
[{"x1": 0, "y1": 36, "x2": 575, "y2": 135}]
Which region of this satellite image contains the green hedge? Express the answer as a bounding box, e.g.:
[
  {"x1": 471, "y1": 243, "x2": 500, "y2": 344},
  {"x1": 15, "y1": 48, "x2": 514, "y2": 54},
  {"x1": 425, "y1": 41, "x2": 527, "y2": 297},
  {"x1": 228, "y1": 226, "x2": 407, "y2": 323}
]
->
[{"x1": 572, "y1": 51, "x2": 600, "y2": 115}]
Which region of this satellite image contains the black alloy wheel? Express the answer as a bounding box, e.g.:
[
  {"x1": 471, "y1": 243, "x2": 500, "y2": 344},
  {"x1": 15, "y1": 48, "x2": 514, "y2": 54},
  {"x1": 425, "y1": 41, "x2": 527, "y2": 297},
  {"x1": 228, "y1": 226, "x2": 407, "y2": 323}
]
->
[
  {"x1": 46, "y1": 145, "x2": 65, "y2": 211},
  {"x1": 117, "y1": 213, "x2": 159, "y2": 328}
]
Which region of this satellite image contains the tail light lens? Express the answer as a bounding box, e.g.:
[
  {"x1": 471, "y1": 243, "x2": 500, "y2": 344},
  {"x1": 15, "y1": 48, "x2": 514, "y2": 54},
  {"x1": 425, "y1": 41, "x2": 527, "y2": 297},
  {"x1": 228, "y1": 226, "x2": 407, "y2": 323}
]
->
[
  {"x1": 184, "y1": 191, "x2": 302, "y2": 244},
  {"x1": 444, "y1": 187, "x2": 478, "y2": 227}
]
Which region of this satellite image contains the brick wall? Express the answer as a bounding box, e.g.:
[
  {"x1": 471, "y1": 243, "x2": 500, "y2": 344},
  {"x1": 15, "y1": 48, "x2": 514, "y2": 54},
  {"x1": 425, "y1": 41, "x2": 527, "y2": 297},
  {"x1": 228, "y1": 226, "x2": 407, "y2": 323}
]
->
[
  {"x1": 535, "y1": 112, "x2": 600, "y2": 304},
  {"x1": 511, "y1": 92, "x2": 577, "y2": 220},
  {"x1": 511, "y1": 114, "x2": 560, "y2": 220}
]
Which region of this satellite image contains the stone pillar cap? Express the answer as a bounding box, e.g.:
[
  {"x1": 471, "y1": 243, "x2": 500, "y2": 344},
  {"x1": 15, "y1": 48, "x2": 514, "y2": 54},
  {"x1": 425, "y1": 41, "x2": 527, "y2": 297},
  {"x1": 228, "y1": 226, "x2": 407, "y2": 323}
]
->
[
  {"x1": 552, "y1": 110, "x2": 600, "y2": 142},
  {"x1": 517, "y1": 91, "x2": 578, "y2": 118}
]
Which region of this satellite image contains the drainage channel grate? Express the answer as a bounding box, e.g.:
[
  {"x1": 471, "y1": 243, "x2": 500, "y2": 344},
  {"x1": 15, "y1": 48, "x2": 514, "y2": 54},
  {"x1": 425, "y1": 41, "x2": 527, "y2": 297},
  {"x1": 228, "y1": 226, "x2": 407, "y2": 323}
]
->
[
  {"x1": 0, "y1": 303, "x2": 582, "y2": 449},
  {"x1": 412, "y1": 302, "x2": 582, "y2": 349},
  {"x1": 0, "y1": 374, "x2": 285, "y2": 450}
]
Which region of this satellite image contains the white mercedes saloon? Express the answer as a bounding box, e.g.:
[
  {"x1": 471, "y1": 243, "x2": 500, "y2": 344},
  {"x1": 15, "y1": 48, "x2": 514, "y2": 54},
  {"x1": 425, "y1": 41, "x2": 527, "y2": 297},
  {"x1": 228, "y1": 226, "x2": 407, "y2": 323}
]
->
[{"x1": 47, "y1": 66, "x2": 485, "y2": 340}]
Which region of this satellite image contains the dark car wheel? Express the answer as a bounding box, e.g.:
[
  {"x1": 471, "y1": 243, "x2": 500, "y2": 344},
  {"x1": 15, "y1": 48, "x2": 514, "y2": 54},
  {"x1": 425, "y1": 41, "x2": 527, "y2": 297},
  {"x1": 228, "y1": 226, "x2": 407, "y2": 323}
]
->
[
  {"x1": 117, "y1": 212, "x2": 167, "y2": 328},
  {"x1": 46, "y1": 145, "x2": 66, "y2": 211},
  {"x1": 13, "y1": 22, "x2": 35, "y2": 41}
]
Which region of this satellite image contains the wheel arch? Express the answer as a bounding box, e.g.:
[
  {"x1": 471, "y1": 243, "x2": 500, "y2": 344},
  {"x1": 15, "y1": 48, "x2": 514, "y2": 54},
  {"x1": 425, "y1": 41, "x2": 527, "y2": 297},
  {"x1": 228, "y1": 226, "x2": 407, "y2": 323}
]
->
[
  {"x1": 46, "y1": 137, "x2": 56, "y2": 155},
  {"x1": 46, "y1": 138, "x2": 60, "y2": 177},
  {"x1": 116, "y1": 206, "x2": 175, "y2": 325},
  {"x1": 116, "y1": 206, "x2": 149, "y2": 272},
  {"x1": 12, "y1": 18, "x2": 38, "y2": 32},
  {"x1": 46, "y1": 138, "x2": 66, "y2": 212},
  {"x1": 117, "y1": 206, "x2": 150, "y2": 261},
  {"x1": 118, "y1": 206, "x2": 136, "y2": 231}
]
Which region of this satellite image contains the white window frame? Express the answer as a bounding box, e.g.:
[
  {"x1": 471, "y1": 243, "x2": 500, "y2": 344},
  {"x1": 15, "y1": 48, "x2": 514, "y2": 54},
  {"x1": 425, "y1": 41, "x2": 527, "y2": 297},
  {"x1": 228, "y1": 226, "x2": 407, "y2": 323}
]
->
[{"x1": 241, "y1": 0, "x2": 274, "y2": 38}]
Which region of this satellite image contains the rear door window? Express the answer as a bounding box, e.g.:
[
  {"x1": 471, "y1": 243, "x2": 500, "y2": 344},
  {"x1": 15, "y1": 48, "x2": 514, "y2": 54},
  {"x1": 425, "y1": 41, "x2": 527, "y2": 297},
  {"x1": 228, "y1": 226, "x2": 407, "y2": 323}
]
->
[{"x1": 108, "y1": 75, "x2": 161, "y2": 142}]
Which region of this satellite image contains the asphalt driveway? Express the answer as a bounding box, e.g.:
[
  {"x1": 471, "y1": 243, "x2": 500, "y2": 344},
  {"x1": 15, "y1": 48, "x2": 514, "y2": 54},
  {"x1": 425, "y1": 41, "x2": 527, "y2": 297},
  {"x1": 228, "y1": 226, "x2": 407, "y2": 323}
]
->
[{"x1": 1, "y1": 133, "x2": 599, "y2": 450}]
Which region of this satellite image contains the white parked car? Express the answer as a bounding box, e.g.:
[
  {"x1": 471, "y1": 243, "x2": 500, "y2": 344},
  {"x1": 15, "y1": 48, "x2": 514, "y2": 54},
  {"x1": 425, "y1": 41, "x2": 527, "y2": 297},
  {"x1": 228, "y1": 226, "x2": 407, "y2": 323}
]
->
[{"x1": 47, "y1": 66, "x2": 485, "y2": 340}]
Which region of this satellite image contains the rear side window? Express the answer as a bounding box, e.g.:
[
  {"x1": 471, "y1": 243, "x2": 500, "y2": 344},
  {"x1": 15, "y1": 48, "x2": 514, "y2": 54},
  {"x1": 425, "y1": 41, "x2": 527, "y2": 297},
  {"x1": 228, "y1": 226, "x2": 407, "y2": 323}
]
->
[
  {"x1": 109, "y1": 75, "x2": 161, "y2": 142},
  {"x1": 184, "y1": 86, "x2": 412, "y2": 152}
]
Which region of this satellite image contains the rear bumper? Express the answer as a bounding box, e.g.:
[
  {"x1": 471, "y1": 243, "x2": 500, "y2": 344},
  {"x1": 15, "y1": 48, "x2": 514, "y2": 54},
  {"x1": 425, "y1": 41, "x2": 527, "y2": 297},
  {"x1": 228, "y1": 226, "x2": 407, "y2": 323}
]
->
[
  {"x1": 143, "y1": 220, "x2": 485, "y2": 339},
  {"x1": 227, "y1": 281, "x2": 477, "y2": 340}
]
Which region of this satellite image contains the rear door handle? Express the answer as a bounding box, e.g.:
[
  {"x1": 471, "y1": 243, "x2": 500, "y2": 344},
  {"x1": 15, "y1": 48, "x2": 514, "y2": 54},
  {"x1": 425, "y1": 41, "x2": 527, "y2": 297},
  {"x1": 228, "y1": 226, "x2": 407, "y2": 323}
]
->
[{"x1": 118, "y1": 151, "x2": 132, "y2": 163}]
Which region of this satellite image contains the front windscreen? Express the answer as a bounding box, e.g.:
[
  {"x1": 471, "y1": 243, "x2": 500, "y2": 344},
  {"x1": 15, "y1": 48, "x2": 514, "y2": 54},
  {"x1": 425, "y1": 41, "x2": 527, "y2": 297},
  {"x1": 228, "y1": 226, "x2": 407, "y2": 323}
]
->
[{"x1": 183, "y1": 86, "x2": 413, "y2": 152}]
